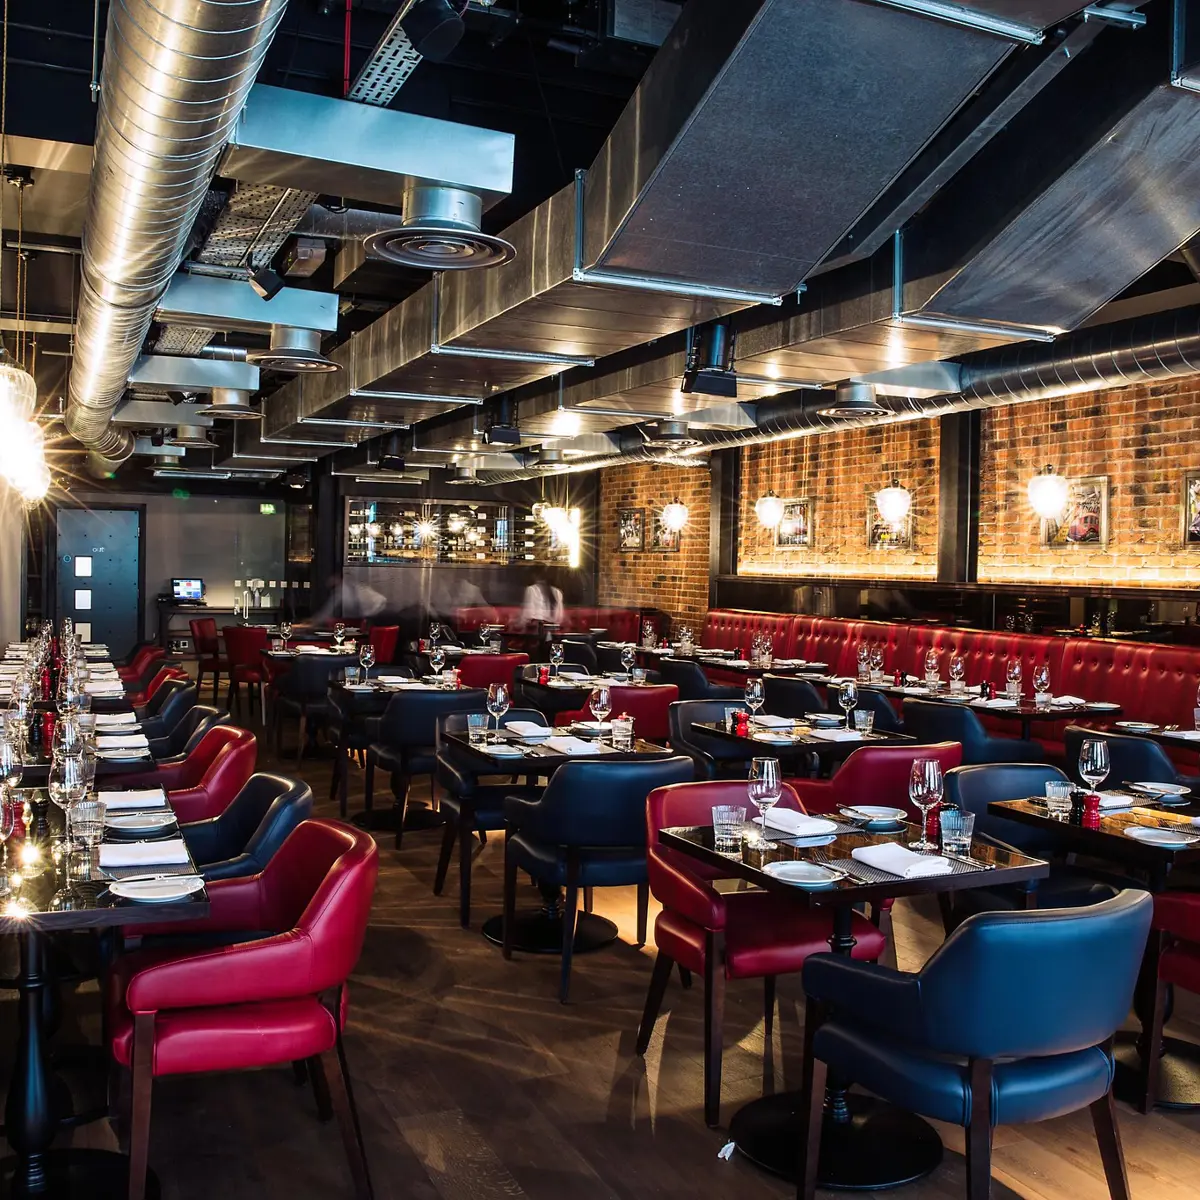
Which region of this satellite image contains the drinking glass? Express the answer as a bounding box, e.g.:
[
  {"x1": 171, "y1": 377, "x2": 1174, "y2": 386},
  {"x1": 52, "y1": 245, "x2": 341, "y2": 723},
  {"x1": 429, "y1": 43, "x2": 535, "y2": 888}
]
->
[
  {"x1": 610, "y1": 715, "x2": 635, "y2": 751},
  {"x1": 52, "y1": 716, "x2": 82, "y2": 759},
  {"x1": 486, "y1": 682, "x2": 511, "y2": 741},
  {"x1": 869, "y1": 644, "x2": 884, "y2": 682},
  {"x1": 620, "y1": 645, "x2": 636, "y2": 673},
  {"x1": 1045, "y1": 780, "x2": 1073, "y2": 816},
  {"x1": 744, "y1": 678, "x2": 765, "y2": 719},
  {"x1": 467, "y1": 713, "x2": 489, "y2": 747},
  {"x1": 279, "y1": 620, "x2": 292, "y2": 651},
  {"x1": 949, "y1": 654, "x2": 966, "y2": 693},
  {"x1": 550, "y1": 643, "x2": 565, "y2": 676},
  {"x1": 48, "y1": 754, "x2": 86, "y2": 846},
  {"x1": 1078, "y1": 738, "x2": 1110, "y2": 794},
  {"x1": 0, "y1": 788, "x2": 15, "y2": 897},
  {"x1": 589, "y1": 685, "x2": 612, "y2": 727},
  {"x1": 856, "y1": 644, "x2": 870, "y2": 681},
  {"x1": 429, "y1": 645, "x2": 446, "y2": 674},
  {"x1": 748, "y1": 757, "x2": 782, "y2": 849},
  {"x1": 853, "y1": 709, "x2": 875, "y2": 735},
  {"x1": 1006, "y1": 658, "x2": 1023, "y2": 699},
  {"x1": 359, "y1": 642, "x2": 376, "y2": 673},
  {"x1": 333, "y1": 621, "x2": 347, "y2": 648},
  {"x1": 924, "y1": 648, "x2": 939, "y2": 688},
  {"x1": 1032, "y1": 662, "x2": 1051, "y2": 706},
  {"x1": 56, "y1": 673, "x2": 84, "y2": 717},
  {"x1": 838, "y1": 680, "x2": 858, "y2": 729},
  {"x1": 940, "y1": 808, "x2": 975, "y2": 855},
  {"x1": 0, "y1": 735, "x2": 23, "y2": 794},
  {"x1": 712, "y1": 805, "x2": 746, "y2": 855},
  {"x1": 908, "y1": 758, "x2": 944, "y2": 852}
]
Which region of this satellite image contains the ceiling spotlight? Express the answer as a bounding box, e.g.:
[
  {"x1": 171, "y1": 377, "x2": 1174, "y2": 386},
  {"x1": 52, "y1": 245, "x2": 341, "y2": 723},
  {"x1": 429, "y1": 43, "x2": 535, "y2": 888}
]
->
[
  {"x1": 660, "y1": 498, "x2": 690, "y2": 533},
  {"x1": 401, "y1": 0, "x2": 465, "y2": 61},
  {"x1": 378, "y1": 432, "x2": 407, "y2": 473},
  {"x1": 816, "y1": 381, "x2": 889, "y2": 418},
  {"x1": 874, "y1": 478, "x2": 912, "y2": 527},
  {"x1": 1028, "y1": 464, "x2": 1069, "y2": 520},
  {"x1": 286, "y1": 471, "x2": 307, "y2": 490},
  {"x1": 755, "y1": 490, "x2": 785, "y2": 528},
  {"x1": 681, "y1": 321, "x2": 737, "y2": 398},
  {"x1": 249, "y1": 267, "x2": 285, "y2": 301}
]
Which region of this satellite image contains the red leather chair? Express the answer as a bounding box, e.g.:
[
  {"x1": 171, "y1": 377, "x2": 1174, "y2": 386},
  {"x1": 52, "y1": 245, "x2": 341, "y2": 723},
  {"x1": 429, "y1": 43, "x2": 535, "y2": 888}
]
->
[
  {"x1": 555, "y1": 683, "x2": 679, "y2": 742},
  {"x1": 637, "y1": 779, "x2": 886, "y2": 1126},
  {"x1": 1140, "y1": 892, "x2": 1200, "y2": 1112},
  {"x1": 117, "y1": 645, "x2": 165, "y2": 683},
  {"x1": 157, "y1": 726, "x2": 258, "y2": 824},
  {"x1": 784, "y1": 741, "x2": 964, "y2": 817},
  {"x1": 457, "y1": 652, "x2": 529, "y2": 691},
  {"x1": 126, "y1": 666, "x2": 189, "y2": 709},
  {"x1": 189, "y1": 617, "x2": 228, "y2": 705},
  {"x1": 108, "y1": 819, "x2": 379, "y2": 1200},
  {"x1": 368, "y1": 624, "x2": 399, "y2": 666},
  {"x1": 222, "y1": 625, "x2": 270, "y2": 724}
]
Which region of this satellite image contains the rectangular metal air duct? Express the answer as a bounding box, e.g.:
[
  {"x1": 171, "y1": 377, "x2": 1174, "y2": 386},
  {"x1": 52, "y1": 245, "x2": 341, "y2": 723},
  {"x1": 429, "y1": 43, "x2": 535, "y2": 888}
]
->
[
  {"x1": 155, "y1": 273, "x2": 339, "y2": 333},
  {"x1": 128, "y1": 355, "x2": 261, "y2": 393}
]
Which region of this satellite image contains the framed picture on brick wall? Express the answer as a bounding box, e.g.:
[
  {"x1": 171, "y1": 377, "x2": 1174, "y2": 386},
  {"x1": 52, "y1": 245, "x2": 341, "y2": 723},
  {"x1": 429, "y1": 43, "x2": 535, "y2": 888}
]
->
[
  {"x1": 617, "y1": 507, "x2": 645, "y2": 551},
  {"x1": 775, "y1": 498, "x2": 814, "y2": 549},
  {"x1": 867, "y1": 506, "x2": 912, "y2": 551},
  {"x1": 649, "y1": 513, "x2": 682, "y2": 553},
  {"x1": 1183, "y1": 472, "x2": 1200, "y2": 548},
  {"x1": 1041, "y1": 475, "x2": 1109, "y2": 549}
]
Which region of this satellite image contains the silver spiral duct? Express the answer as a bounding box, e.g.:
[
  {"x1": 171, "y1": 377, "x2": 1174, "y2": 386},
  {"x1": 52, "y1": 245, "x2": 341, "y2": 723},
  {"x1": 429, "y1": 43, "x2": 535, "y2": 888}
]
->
[{"x1": 66, "y1": 0, "x2": 289, "y2": 472}]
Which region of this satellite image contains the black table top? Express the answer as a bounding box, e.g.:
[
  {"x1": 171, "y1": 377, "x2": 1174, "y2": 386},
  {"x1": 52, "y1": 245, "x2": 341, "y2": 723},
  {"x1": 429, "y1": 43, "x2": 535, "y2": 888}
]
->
[
  {"x1": 856, "y1": 683, "x2": 1122, "y2": 723},
  {"x1": 694, "y1": 719, "x2": 912, "y2": 757},
  {"x1": 442, "y1": 728, "x2": 674, "y2": 771},
  {"x1": 659, "y1": 821, "x2": 1048, "y2": 907},
  {"x1": 0, "y1": 788, "x2": 208, "y2": 933}
]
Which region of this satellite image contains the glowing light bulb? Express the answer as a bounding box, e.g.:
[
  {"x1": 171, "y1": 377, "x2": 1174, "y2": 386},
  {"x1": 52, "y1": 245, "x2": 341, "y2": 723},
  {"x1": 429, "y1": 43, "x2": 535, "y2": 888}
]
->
[
  {"x1": 1028, "y1": 466, "x2": 1069, "y2": 520},
  {"x1": 415, "y1": 520, "x2": 437, "y2": 542},
  {"x1": 660, "y1": 499, "x2": 689, "y2": 533},
  {"x1": 874, "y1": 480, "x2": 912, "y2": 528},
  {"x1": 754, "y1": 490, "x2": 785, "y2": 528}
]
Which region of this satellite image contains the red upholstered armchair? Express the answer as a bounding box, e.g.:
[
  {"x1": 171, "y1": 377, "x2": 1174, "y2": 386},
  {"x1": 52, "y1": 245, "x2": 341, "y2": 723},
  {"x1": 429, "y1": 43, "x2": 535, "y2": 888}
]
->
[
  {"x1": 108, "y1": 819, "x2": 379, "y2": 1200},
  {"x1": 221, "y1": 625, "x2": 270, "y2": 723},
  {"x1": 127, "y1": 666, "x2": 188, "y2": 710},
  {"x1": 117, "y1": 645, "x2": 165, "y2": 683},
  {"x1": 555, "y1": 683, "x2": 679, "y2": 742},
  {"x1": 637, "y1": 780, "x2": 886, "y2": 1126},
  {"x1": 157, "y1": 726, "x2": 258, "y2": 824},
  {"x1": 189, "y1": 616, "x2": 227, "y2": 704},
  {"x1": 784, "y1": 741, "x2": 964, "y2": 817},
  {"x1": 368, "y1": 624, "x2": 399, "y2": 665},
  {"x1": 1142, "y1": 892, "x2": 1200, "y2": 1112},
  {"x1": 457, "y1": 652, "x2": 529, "y2": 690}
]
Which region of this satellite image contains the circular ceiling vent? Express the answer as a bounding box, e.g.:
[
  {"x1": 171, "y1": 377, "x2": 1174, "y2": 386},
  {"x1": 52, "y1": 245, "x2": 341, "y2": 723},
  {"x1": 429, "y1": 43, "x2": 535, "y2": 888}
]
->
[
  {"x1": 362, "y1": 185, "x2": 516, "y2": 271},
  {"x1": 816, "y1": 381, "x2": 889, "y2": 418},
  {"x1": 444, "y1": 465, "x2": 479, "y2": 485},
  {"x1": 247, "y1": 327, "x2": 339, "y2": 373},
  {"x1": 195, "y1": 388, "x2": 261, "y2": 420},
  {"x1": 640, "y1": 420, "x2": 701, "y2": 450},
  {"x1": 165, "y1": 424, "x2": 214, "y2": 449}
]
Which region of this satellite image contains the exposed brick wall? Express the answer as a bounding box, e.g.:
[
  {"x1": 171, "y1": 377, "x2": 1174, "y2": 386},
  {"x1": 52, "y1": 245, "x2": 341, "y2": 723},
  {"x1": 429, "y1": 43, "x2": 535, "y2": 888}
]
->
[
  {"x1": 596, "y1": 462, "x2": 710, "y2": 627},
  {"x1": 978, "y1": 381, "x2": 1200, "y2": 586},
  {"x1": 737, "y1": 419, "x2": 941, "y2": 579}
]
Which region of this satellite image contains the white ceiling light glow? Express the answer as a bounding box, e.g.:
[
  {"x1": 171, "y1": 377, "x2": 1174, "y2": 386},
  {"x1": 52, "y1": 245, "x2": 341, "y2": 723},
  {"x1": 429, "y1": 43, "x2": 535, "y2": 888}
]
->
[
  {"x1": 874, "y1": 479, "x2": 912, "y2": 527},
  {"x1": 1028, "y1": 465, "x2": 1070, "y2": 520}
]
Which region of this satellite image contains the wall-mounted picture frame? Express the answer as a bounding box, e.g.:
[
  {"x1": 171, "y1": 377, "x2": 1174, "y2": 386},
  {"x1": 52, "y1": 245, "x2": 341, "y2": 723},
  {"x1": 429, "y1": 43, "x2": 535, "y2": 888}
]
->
[
  {"x1": 649, "y1": 514, "x2": 682, "y2": 553},
  {"x1": 617, "y1": 507, "x2": 645, "y2": 551},
  {"x1": 1041, "y1": 475, "x2": 1109, "y2": 549},
  {"x1": 867, "y1": 506, "x2": 912, "y2": 551},
  {"x1": 775, "y1": 498, "x2": 814, "y2": 549},
  {"x1": 1183, "y1": 471, "x2": 1200, "y2": 549}
]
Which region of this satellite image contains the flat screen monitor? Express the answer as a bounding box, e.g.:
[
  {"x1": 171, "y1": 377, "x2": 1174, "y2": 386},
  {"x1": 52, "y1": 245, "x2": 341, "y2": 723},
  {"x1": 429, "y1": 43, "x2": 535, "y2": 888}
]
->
[{"x1": 172, "y1": 578, "x2": 204, "y2": 602}]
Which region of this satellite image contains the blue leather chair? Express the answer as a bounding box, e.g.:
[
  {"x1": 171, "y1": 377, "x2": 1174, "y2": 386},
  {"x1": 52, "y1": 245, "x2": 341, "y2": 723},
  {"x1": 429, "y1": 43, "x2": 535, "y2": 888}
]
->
[
  {"x1": 668, "y1": 700, "x2": 749, "y2": 780},
  {"x1": 179, "y1": 773, "x2": 313, "y2": 882},
  {"x1": 903, "y1": 699, "x2": 1043, "y2": 764},
  {"x1": 831, "y1": 686, "x2": 904, "y2": 734},
  {"x1": 798, "y1": 890, "x2": 1153, "y2": 1200},
  {"x1": 1062, "y1": 725, "x2": 1200, "y2": 790},
  {"x1": 561, "y1": 638, "x2": 599, "y2": 674},
  {"x1": 762, "y1": 674, "x2": 826, "y2": 718},
  {"x1": 327, "y1": 666, "x2": 411, "y2": 816},
  {"x1": 433, "y1": 707, "x2": 547, "y2": 927},
  {"x1": 502, "y1": 756, "x2": 695, "y2": 1002},
  {"x1": 137, "y1": 681, "x2": 197, "y2": 739},
  {"x1": 943, "y1": 764, "x2": 1121, "y2": 918},
  {"x1": 271, "y1": 652, "x2": 358, "y2": 765},
  {"x1": 658, "y1": 658, "x2": 741, "y2": 702},
  {"x1": 148, "y1": 704, "x2": 228, "y2": 762}
]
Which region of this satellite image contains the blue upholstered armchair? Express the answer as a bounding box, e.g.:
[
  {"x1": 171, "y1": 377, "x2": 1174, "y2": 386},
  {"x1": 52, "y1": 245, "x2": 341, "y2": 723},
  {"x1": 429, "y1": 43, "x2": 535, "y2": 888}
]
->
[
  {"x1": 798, "y1": 890, "x2": 1152, "y2": 1200},
  {"x1": 903, "y1": 699, "x2": 1043, "y2": 764}
]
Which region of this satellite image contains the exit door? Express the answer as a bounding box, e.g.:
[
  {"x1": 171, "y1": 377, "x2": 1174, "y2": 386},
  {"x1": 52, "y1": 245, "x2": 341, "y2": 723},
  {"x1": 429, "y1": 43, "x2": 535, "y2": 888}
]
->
[{"x1": 56, "y1": 508, "x2": 142, "y2": 657}]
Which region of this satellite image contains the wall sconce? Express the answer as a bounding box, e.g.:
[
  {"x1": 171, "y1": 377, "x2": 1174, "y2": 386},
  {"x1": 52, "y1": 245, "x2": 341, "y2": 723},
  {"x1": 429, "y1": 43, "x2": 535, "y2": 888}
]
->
[
  {"x1": 754, "y1": 490, "x2": 785, "y2": 528},
  {"x1": 661, "y1": 498, "x2": 689, "y2": 532},
  {"x1": 874, "y1": 479, "x2": 912, "y2": 527},
  {"x1": 1027, "y1": 464, "x2": 1069, "y2": 520}
]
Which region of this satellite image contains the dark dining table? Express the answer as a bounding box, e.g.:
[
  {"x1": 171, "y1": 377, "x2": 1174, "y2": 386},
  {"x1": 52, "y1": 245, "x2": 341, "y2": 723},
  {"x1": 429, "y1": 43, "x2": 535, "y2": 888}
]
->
[
  {"x1": 988, "y1": 794, "x2": 1200, "y2": 1111},
  {"x1": 692, "y1": 718, "x2": 912, "y2": 769},
  {"x1": 660, "y1": 819, "x2": 1048, "y2": 1189},
  {"x1": 0, "y1": 787, "x2": 209, "y2": 1197}
]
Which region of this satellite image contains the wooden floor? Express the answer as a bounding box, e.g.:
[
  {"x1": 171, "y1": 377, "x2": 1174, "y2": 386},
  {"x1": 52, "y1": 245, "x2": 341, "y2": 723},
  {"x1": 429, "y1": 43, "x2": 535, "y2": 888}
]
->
[{"x1": 8, "y1": 703, "x2": 1200, "y2": 1200}]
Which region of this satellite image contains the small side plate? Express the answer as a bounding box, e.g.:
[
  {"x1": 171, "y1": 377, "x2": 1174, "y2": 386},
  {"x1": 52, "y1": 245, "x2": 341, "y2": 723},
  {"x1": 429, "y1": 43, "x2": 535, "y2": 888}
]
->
[
  {"x1": 1130, "y1": 781, "x2": 1191, "y2": 796},
  {"x1": 1123, "y1": 826, "x2": 1200, "y2": 848},
  {"x1": 762, "y1": 861, "x2": 846, "y2": 887},
  {"x1": 109, "y1": 876, "x2": 205, "y2": 903}
]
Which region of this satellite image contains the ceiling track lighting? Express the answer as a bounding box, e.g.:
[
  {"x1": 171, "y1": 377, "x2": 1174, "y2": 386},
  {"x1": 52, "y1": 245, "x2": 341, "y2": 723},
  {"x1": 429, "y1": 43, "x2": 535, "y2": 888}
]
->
[
  {"x1": 660, "y1": 498, "x2": 690, "y2": 533},
  {"x1": 1028, "y1": 463, "x2": 1070, "y2": 520},
  {"x1": 754, "y1": 489, "x2": 785, "y2": 528}
]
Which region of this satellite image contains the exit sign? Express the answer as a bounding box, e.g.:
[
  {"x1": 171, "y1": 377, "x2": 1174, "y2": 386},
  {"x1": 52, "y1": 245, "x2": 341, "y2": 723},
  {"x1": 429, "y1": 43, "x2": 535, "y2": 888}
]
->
[{"x1": 260, "y1": 503, "x2": 277, "y2": 515}]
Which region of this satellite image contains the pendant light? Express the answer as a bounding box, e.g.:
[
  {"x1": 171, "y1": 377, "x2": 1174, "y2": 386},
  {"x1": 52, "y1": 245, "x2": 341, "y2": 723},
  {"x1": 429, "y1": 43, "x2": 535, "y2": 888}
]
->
[
  {"x1": 1028, "y1": 464, "x2": 1069, "y2": 520},
  {"x1": 874, "y1": 478, "x2": 912, "y2": 527},
  {"x1": 754, "y1": 489, "x2": 785, "y2": 528},
  {"x1": 660, "y1": 498, "x2": 689, "y2": 532}
]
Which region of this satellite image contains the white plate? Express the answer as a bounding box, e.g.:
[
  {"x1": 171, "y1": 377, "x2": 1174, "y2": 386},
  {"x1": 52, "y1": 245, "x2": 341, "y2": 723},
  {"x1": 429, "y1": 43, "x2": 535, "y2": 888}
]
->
[
  {"x1": 105, "y1": 812, "x2": 177, "y2": 832},
  {"x1": 841, "y1": 805, "x2": 908, "y2": 824},
  {"x1": 1123, "y1": 826, "x2": 1200, "y2": 847},
  {"x1": 572, "y1": 721, "x2": 613, "y2": 734},
  {"x1": 109, "y1": 875, "x2": 205, "y2": 903},
  {"x1": 752, "y1": 732, "x2": 796, "y2": 744},
  {"x1": 1130, "y1": 781, "x2": 1191, "y2": 796},
  {"x1": 804, "y1": 713, "x2": 842, "y2": 726},
  {"x1": 771, "y1": 833, "x2": 838, "y2": 848},
  {"x1": 1116, "y1": 721, "x2": 1159, "y2": 733},
  {"x1": 761, "y1": 861, "x2": 846, "y2": 887},
  {"x1": 96, "y1": 750, "x2": 150, "y2": 760},
  {"x1": 487, "y1": 744, "x2": 526, "y2": 757},
  {"x1": 1089, "y1": 701, "x2": 1121, "y2": 711}
]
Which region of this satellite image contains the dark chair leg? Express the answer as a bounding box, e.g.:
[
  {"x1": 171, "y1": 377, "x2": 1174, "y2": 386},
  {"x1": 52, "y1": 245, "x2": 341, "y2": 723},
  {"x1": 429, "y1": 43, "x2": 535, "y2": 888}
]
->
[
  {"x1": 560, "y1": 853, "x2": 580, "y2": 1004},
  {"x1": 1091, "y1": 1086, "x2": 1132, "y2": 1200},
  {"x1": 127, "y1": 1013, "x2": 155, "y2": 1200},
  {"x1": 582, "y1": 886, "x2": 593, "y2": 913},
  {"x1": 702, "y1": 931, "x2": 726, "y2": 1128},
  {"x1": 212, "y1": 667, "x2": 221, "y2": 706},
  {"x1": 764, "y1": 975, "x2": 776, "y2": 1044},
  {"x1": 636, "y1": 951, "x2": 674, "y2": 1054},
  {"x1": 196, "y1": 666, "x2": 206, "y2": 703},
  {"x1": 1141, "y1": 973, "x2": 1167, "y2": 1114},
  {"x1": 316, "y1": 1046, "x2": 374, "y2": 1200},
  {"x1": 798, "y1": 998, "x2": 826, "y2": 1200},
  {"x1": 678, "y1": 964, "x2": 693, "y2": 989},
  {"x1": 392, "y1": 771, "x2": 411, "y2": 852},
  {"x1": 433, "y1": 819, "x2": 456, "y2": 897},
  {"x1": 965, "y1": 1058, "x2": 994, "y2": 1200},
  {"x1": 635, "y1": 881, "x2": 649, "y2": 948},
  {"x1": 308, "y1": 1054, "x2": 333, "y2": 1121},
  {"x1": 502, "y1": 829, "x2": 518, "y2": 960},
  {"x1": 296, "y1": 711, "x2": 308, "y2": 767},
  {"x1": 457, "y1": 819, "x2": 474, "y2": 928},
  {"x1": 364, "y1": 754, "x2": 376, "y2": 814},
  {"x1": 292, "y1": 1059, "x2": 309, "y2": 1085}
]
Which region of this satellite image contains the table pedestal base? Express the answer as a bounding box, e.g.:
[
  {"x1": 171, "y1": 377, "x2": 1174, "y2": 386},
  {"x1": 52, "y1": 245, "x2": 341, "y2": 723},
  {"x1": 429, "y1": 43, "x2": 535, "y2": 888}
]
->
[
  {"x1": 480, "y1": 910, "x2": 618, "y2": 955},
  {"x1": 729, "y1": 1091, "x2": 944, "y2": 1190},
  {"x1": 1, "y1": 1149, "x2": 159, "y2": 1199},
  {"x1": 350, "y1": 804, "x2": 445, "y2": 835},
  {"x1": 1114, "y1": 1033, "x2": 1200, "y2": 1110}
]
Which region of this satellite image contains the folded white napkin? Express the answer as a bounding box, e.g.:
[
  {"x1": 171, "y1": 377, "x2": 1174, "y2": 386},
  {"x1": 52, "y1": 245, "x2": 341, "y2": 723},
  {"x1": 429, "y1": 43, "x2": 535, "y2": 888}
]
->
[
  {"x1": 97, "y1": 788, "x2": 168, "y2": 810},
  {"x1": 810, "y1": 728, "x2": 862, "y2": 742},
  {"x1": 852, "y1": 843, "x2": 953, "y2": 878},
  {"x1": 99, "y1": 838, "x2": 189, "y2": 868},
  {"x1": 559, "y1": 671, "x2": 592, "y2": 681},
  {"x1": 726, "y1": 659, "x2": 750, "y2": 667},
  {"x1": 751, "y1": 714, "x2": 795, "y2": 728},
  {"x1": 764, "y1": 810, "x2": 838, "y2": 837},
  {"x1": 95, "y1": 713, "x2": 138, "y2": 728},
  {"x1": 1051, "y1": 695, "x2": 1086, "y2": 707},
  {"x1": 506, "y1": 720, "x2": 550, "y2": 739},
  {"x1": 1096, "y1": 791, "x2": 1134, "y2": 810},
  {"x1": 975, "y1": 697, "x2": 1018, "y2": 709},
  {"x1": 902, "y1": 686, "x2": 931, "y2": 695},
  {"x1": 772, "y1": 658, "x2": 806, "y2": 667},
  {"x1": 544, "y1": 736, "x2": 602, "y2": 756},
  {"x1": 85, "y1": 682, "x2": 124, "y2": 695},
  {"x1": 97, "y1": 733, "x2": 149, "y2": 750},
  {"x1": 1167, "y1": 730, "x2": 1200, "y2": 741}
]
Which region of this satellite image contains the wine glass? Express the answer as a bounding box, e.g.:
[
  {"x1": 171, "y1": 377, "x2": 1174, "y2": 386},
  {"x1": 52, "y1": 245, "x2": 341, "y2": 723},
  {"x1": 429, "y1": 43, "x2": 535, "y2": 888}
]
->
[
  {"x1": 924, "y1": 648, "x2": 939, "y2": 688},
  {"x1": 429, "y1": 645, "x2": 446, "y2": 674},
  {"x1": 333, "y1": 621, "x2": 347, "y2": 648},
  {"x1": 1079, "y1": 738, "x2": 1110, "y2": 794},
  {"x1": 48, "y1": 753, "x2": 85, "y2": 848},
  {"x1": 550, "y1": 643, "x2": 565, "y2": 677},
  {"x1": 358, "y1": 642, "x2": 376, "y2": 675},
  {"x1": 838, "y1": 680, "x2": 858, "y2": 729},
  {"x1": 0, "y1": 788, "x2": 16, "y2": 897},
  {"x1": 589, "y1": 685, "x2": 612, "y2": 730},
  {"x1": 869, "y1": 644, "x2": 884, "y2": 680},
  {"x1": 744, "y1": 677, "x2": 765, "y2": 720},
  {"x1": 856, "y1": 643, "x2": 870, "y2": 681},
  {"x1": 486, "y1": 682, "x2": 511, "y2": 742},
  {"x1": 0, "y1": 734, "x2": 24, "y2": 795},
  {"x1": 620, "y1": 645, "x2": 636, "y2": 674},
  {"x1": 279, "y1": 620, "x2": 293, "y2": 651},
  {"x1": 748, "y1": 757, "x2": 782, "y2": 849},
  {"x1": 1033, "y1": 662, "x2": 1051, "y2": 704},
  {"x1": 908, "y1": 758, "x2": 944, "y2": 852},
  {"x1": 949, "y1": 654, "x2": 965, "y2": 690},
  {"x1": 52, "y1": 716, "x2": 82, "y2": 760},
  {"x1": 1005, "y1": 658, "x2": 1023, "y2": 699}
]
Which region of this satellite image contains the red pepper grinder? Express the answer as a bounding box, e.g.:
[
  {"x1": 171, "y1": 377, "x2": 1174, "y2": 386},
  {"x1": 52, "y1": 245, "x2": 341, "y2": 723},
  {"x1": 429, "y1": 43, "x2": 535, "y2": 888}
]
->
[
  {"x1": 538, "y1": 665, "x2": 550, "y2": 685},
  {"x1": 1082, "y1": 792, "x2": 1102, "y2": 830},
  {"x1": 925, "y1": 801, "x2": 942, "y2": 844},
  {"x1": 735, "y1": 711, "x2": 750, "y2": 738}
]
